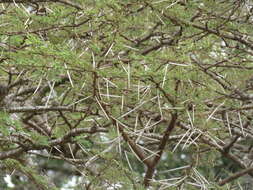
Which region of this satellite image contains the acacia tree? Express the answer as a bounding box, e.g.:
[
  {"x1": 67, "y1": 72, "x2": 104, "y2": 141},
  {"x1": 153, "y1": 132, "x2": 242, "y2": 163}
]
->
[{"x1": 0, "y1": 0, "x2": 253, "y2": 189}]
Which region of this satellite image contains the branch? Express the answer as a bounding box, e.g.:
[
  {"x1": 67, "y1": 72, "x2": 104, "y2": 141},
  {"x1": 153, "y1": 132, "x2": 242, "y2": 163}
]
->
[
  {"x1": 4, "y1": 106, "x2": 89, "y2": 113},
  {"x1": 95, "y1": 96, "x2": 153, "y2": 167},
  {"x1": 110, "y1": 116, "x2": 153, "y2": 167},
  {"x1": 0, "y1": 0, "x2": 83, "y2": 10},
  {"x1": 163, "y1": 13, "x2": 253, "y2": 50},
  {"x1": 143, "y1": 113, "x2": 178, "y2": 187},
  {"x1": 50, "y1": 127, "x2": 108, "y2": 146},
  {"x1": 178, "y1": 121, "x2": 253, "y2": 178},
  {"x1": 0, "y1": 127, "x2": 107, "y2": 160},
  {"x1": 218, "y1": 166, "x2": 253, "y2": 186},
  {"x1": 0, "y1": 147, "x2": 24, "y2": 160}
]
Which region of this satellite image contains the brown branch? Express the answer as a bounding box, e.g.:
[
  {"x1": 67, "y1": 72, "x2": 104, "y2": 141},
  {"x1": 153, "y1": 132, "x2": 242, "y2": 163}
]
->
[
  {"x1": 0, "y1": 147, "x2": 24, "y2": 160},
  {"x1": 141, "y1": 27, "x2": 182, "y2": 55},
  {"x1": 50, "y1": 127, "x2": 108, "y2": 146},
  {"x1": 163, "y1": 13, "x2": 253, "y2": 50},
  {"x1": 59, "y1": 111, "x2": 73, "y2": 129},
  {"x1": 23, "y1": 119, "x2": 49, "y2": 136},
  {"x1": 218, "y1": 166, "x2": 253, "y2": 186},
  {"x1": 148, "y1": 77, "x2": 175, "y2": 106},
  {"x1": 141, "y1": 42, "x2": 168, "y2": 56},
  {"x1": 95, "y1": 96, "x2": 153, "y2": 167},
  {"x1": 5, "y1": 106, "x2": 88, "y2": 113},
  {"x1": 0, "y1": 127, "x2": 107, "y2": 160},
  {"x1": 143, "y1": 113, "x2": 178, "y2": 187},
  {"x1": 178, "y1": 121, "x2": 253, "y2": 178},
  {"x1": 110, "y1": 116, "x2": 153, "y2": 167},
  {"x1": 190, "y1": 54, "x2": 232, "y2": 90}
]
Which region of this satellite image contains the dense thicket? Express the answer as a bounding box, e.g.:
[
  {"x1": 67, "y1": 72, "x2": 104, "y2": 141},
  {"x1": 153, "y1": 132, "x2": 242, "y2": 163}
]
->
[{"x1": 0, "y1": 0, "x2": 253, "y2": 189}]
